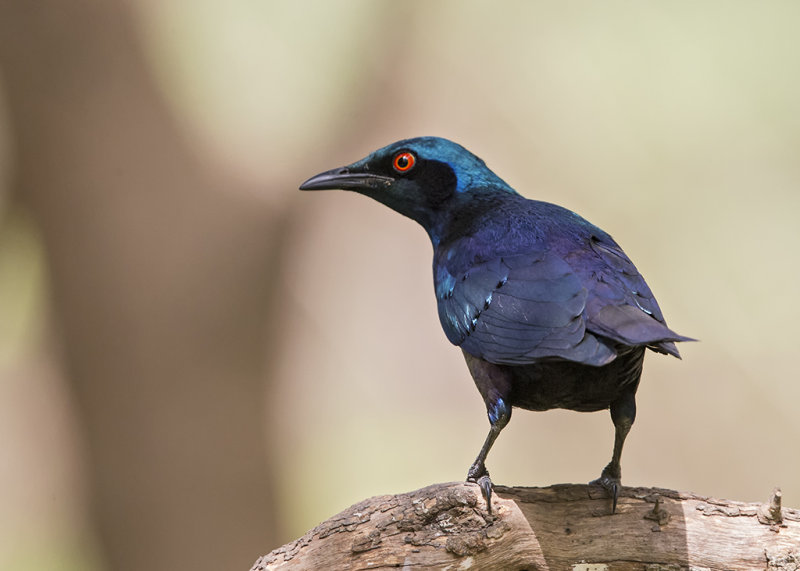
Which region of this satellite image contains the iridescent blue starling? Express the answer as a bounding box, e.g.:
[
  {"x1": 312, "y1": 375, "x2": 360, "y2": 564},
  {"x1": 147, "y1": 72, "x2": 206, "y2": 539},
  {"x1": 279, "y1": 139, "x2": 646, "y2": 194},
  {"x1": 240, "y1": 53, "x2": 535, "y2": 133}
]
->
[{"x1": 300, "y1": 137, "x2": 691, "y2": 513}]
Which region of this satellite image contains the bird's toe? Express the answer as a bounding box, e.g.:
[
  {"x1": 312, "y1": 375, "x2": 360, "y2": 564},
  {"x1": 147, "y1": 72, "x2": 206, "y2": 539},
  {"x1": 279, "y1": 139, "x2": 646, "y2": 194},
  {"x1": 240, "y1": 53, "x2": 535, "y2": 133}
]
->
[
  {"x1": 466, "y1": 464, "x2": 494, "y2": 514},
  {"x1": 589, "y1": 472, "x2": 621, "y2": 513},
  {"x1": 476, "y1": 474, "x2": 493, "y2": 514}
]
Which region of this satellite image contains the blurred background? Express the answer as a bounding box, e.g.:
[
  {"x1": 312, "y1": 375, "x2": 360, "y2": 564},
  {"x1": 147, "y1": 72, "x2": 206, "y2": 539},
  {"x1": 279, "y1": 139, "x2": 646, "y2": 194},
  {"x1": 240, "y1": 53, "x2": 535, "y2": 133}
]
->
[{"x1": 1, "y1": 1, "x2": 798, "y2": 569}]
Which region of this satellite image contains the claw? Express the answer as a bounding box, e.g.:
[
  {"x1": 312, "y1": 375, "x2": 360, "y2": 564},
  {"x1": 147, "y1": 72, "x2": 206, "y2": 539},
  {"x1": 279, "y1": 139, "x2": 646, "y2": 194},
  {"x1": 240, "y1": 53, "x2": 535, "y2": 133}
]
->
[
  {"x1": 477, "y1": 474, "x2": 493, "y2": 514},
  {"x1": 590, "y1": 473, "x2": 620, "y2": 514},
  {"x1": 466, "y1": 463, "x2": 494, "y2": 514},
  {"x1": 611, "y1": 482, "x2": 618, "y2": 513}
]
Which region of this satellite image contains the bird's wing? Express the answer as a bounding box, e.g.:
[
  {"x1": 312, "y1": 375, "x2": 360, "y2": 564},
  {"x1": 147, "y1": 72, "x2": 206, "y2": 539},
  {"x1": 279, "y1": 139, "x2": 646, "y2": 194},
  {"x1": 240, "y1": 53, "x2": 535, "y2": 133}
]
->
[
  {"x1": 436, "y1": 248, "x2": 618, "y2": 367},
  {"x1": 581, "y1": 235, "x2": 691, "y2": 358},
  {"x1": 436, "y1": 233, "x2": 690, "y2": 366}
]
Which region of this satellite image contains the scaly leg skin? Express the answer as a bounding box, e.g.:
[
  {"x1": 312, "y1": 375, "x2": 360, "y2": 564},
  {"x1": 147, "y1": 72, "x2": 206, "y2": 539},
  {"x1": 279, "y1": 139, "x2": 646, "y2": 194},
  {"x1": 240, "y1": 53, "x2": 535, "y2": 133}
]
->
[
  {"x1": 590, "y1": 391, "x2": 636, "y2": 514},
  {"x1": 466, "y1": 398, "x2": 510, "y2": 515}
]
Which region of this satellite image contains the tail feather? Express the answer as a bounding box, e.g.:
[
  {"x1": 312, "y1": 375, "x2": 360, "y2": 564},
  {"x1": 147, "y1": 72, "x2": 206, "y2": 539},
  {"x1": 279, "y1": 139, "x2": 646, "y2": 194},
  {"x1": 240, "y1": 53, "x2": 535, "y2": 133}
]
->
[
  {"x1": 588, "y1": 304, "x2": 695, "y2": 358},
  {"x1": 648, "y1": 340, "x2": 683, "y2": 359}
]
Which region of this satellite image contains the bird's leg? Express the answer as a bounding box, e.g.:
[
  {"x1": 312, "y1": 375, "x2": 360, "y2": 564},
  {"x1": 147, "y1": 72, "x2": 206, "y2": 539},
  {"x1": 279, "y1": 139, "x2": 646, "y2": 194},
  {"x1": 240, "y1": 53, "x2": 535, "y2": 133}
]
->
[
  {"x1": 591, "y1": 390, "x2": 636, "y2": 513},
  {"x1": 467, "y1": 397, "x2": 510, "y2": 515},
  {"x1": 461, "y1": 351, "x2": 513, "y2": 514}
]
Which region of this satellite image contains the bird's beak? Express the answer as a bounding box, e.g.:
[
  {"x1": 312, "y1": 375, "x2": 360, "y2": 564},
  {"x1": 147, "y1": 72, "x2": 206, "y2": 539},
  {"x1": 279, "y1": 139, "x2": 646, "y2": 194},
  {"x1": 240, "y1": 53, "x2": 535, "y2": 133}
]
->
[{"x1": 299, "y1": 167, "x2": 394, "y2": 192}]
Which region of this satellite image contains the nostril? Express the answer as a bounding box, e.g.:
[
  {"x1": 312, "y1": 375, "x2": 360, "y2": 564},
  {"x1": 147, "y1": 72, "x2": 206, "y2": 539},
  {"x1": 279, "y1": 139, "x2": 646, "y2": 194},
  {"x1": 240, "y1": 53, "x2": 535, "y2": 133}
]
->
[{"x1": 336, "y1": 167, "x2": 349, "y2": 175}]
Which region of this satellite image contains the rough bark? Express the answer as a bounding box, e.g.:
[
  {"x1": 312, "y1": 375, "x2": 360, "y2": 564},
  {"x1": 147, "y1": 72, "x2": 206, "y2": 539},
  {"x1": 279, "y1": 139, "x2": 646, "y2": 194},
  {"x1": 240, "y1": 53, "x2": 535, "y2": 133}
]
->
[{"x1": 253, "y1": 482, "x2": 799, "y2": 571}]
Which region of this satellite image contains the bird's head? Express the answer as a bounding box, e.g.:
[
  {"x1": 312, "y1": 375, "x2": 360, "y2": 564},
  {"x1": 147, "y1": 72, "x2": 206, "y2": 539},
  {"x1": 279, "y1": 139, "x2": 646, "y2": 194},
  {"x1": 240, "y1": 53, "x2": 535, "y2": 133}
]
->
[{"x1": 299, "y1": 137, "x2": 515, "y2": 239}]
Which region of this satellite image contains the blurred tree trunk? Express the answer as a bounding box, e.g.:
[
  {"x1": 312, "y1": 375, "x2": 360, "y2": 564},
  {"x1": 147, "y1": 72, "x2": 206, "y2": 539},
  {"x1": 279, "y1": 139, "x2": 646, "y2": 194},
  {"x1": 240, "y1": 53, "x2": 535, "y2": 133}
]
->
[{"x1": 0, "y1": 2, "x2": 282, "y2": 570}]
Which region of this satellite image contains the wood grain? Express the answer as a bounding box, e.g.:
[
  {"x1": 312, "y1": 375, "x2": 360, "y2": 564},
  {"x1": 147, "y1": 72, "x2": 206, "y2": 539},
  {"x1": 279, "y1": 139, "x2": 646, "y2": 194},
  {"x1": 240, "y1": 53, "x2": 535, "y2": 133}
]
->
[{"x1": 253, "y1": 483, "x2": 799, "y2": 570}]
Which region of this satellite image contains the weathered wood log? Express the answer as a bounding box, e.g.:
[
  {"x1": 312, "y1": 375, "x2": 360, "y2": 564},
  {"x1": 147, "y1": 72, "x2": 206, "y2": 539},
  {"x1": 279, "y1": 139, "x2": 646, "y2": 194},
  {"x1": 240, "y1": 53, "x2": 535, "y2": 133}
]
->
[{"x1": 252, "y1": 482, "x2": 799, "y2": 570}]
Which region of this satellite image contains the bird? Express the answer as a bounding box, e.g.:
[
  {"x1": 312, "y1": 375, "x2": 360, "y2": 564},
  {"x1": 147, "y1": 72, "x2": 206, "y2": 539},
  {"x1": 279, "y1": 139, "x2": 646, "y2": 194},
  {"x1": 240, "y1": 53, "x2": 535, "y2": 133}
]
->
[{"x1": 299, "y1": 136, "x2": 691, "y2": 514}]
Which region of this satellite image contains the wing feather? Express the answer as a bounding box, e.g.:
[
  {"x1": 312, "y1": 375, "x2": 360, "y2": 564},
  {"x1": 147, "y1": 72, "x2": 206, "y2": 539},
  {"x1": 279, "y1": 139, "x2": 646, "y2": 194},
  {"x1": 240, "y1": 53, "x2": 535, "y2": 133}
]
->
[
  {"x1": 435, "y1": 228, "x2": 690, "y2": 366},
  {"x1": 436, "y1": 248, "x2": 617, "y2": 366}
]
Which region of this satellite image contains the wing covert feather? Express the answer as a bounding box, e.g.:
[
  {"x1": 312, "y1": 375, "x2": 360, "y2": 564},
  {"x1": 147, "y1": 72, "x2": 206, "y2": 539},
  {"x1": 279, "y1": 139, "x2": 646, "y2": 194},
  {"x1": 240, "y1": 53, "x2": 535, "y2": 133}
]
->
[
  {"x1": 436, "y1": 249, "x2": 617, "y2": 366},
  {"x1": 434, "y1": 225, "x2": 691, "y2": 365}
]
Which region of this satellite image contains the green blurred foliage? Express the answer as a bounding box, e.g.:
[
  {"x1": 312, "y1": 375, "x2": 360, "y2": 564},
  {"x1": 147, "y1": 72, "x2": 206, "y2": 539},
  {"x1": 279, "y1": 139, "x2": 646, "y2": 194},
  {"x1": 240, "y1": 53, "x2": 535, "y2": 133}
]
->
[{"x1": 0, "y1": 209, "x2": 44, "y2": 368}]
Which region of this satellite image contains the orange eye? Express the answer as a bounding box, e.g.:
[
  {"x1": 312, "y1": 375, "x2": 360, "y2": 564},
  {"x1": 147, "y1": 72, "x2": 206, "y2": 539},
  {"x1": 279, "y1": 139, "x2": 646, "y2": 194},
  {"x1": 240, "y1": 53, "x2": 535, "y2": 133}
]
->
[{"x1": 393, "y1": 151, "x2": 416, "y2": 173}]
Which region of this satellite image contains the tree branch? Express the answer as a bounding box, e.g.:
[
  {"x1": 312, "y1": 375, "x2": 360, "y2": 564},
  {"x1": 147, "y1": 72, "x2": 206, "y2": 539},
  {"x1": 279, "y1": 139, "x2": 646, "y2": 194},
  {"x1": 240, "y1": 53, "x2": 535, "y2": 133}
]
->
[{"x1": 253, "y1": 482, "x2": 799, "y2": 570}]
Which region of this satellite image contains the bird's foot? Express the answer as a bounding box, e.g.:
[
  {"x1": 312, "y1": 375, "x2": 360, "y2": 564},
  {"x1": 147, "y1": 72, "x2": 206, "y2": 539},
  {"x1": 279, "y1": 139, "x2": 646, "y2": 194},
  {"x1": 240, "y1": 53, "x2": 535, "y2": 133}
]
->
[
  {"x1": 466, "y1": 463, "x2": 494, "y2": 515},
  {"x1": 590, "y1": 464, "x2": 621, "y2": 514}
]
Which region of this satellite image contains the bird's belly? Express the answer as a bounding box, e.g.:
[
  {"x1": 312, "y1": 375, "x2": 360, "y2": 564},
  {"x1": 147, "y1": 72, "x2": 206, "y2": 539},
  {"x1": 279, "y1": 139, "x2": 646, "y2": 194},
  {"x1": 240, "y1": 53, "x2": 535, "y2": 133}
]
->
[{"x1": 506, "y1": 348, "x2": 645, "y2": 412}]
